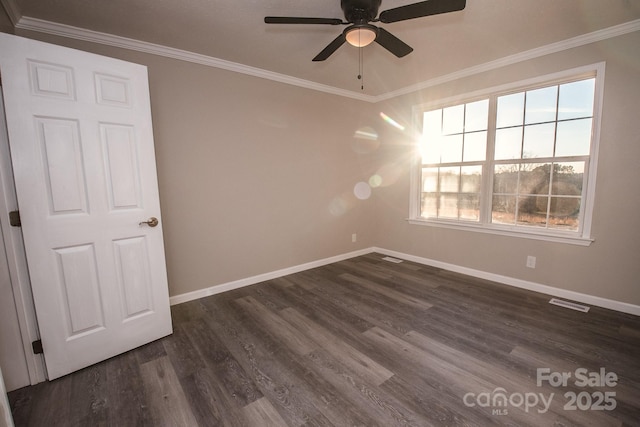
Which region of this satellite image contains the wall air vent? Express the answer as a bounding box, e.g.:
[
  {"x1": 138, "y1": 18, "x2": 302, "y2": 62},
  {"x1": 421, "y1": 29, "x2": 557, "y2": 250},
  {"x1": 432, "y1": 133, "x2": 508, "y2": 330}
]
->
[{"x1": 549, "y1": 298, "x2": 590, "y2": 313}]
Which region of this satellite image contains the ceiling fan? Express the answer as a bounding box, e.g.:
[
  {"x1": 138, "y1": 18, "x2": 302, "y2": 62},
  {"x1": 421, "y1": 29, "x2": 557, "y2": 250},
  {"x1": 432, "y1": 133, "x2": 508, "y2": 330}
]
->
[{"x1": 264, "y1": 0, "x2": 466, "y2": 61}]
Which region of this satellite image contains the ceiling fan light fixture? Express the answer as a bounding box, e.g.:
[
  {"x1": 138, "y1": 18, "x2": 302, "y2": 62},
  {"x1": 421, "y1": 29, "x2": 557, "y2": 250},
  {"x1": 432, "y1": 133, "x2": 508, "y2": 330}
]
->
[{"x1": 345, "y1": 25, "x2": 377, "y2": 47}]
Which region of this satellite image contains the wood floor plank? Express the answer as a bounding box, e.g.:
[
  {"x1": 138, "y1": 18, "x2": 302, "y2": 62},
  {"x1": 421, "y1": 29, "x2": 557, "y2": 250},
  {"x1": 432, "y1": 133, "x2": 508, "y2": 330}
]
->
[
  {"x1": 176, "y1": 369, "x2": 240, "y2": 427},
  {"x1": 510, "y1": 344, "x2": 640, "y2": 412},
  {"x1": 362, "y1": 327, "x2": 547, "y2": 427},
  {"x1": 379, "y1": 372, "x2": 494, "y2": 426},
  {"x1": 162, "y1": 321, "x2": 208, "y2": 379},
  {"x1": 339, "y1": 259, "x2": 441, "y2": 289},
  {"x1": 304, "y1": 349, "x2": 431, "y2": 427},
  {"x1": 105, "y1": 350, "x2": 152, "y2": 427},
  {"x1": 204, "y1": 299, "x2": 371, "y2": 426},
  {"x1": 279, "y1": 307, "x2": 394, "y2": 386},
  {"x1": 301, "y1": 273, "x2": 425, "y2": 335},
  {"x1": 405, "y1": 330, "x2": 622, "y2": 427},
  {"x1": 139, "y1": 356, "x2": 199, "y2": 427},
  {"x1": 8, "y1": 252, "x2": 640, "y2": 426},
  {"x1": 68, "y1": 364, "x2": 108, "y2": 427},
  {"x1": 186, "y1": 317, "x2": 263, "y2": 408},
  {"x1": 234, "y1": 296, "x2": 319, "y2": 356},
  {"x1": 339, "y1": 272, "x2": 434, "y2": 311},
  {"x1": 363, "y1": 326, "x2": 495, "y2": 394},
  {"x1": 279, "y1": 281, "x2": 374, "y2": 334},
  {"x1": 134, "y1": 339, "x2": 167, "y2": 365},
  {"x1": 243, "y1": 397, "x2": 288, "y2": 426},
  {"x1": 8, "y1": 377, "x2": 72, "y2": 427}
]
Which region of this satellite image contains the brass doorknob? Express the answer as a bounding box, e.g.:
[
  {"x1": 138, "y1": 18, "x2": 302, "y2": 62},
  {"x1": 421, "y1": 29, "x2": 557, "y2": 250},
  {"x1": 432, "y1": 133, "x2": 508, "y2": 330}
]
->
[{"x1": 139, "y1": 217, "x2": 159, "y2": 227}]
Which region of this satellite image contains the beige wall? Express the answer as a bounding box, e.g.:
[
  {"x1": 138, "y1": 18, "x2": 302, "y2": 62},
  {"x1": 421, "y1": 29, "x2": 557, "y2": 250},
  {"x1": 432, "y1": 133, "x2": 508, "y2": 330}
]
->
[
  {"x1": 2, "y1": 24, "x2": 639, "y2": 307},
  {"x1": 373, "y1": 31, "x2": 640, "y2": 306}
]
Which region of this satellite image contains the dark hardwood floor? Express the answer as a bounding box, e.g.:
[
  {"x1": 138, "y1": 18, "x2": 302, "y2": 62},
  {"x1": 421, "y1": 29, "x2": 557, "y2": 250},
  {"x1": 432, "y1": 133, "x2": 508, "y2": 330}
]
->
[{"x1": 8, "y1": 253, "x2": 640, "y2": 426}]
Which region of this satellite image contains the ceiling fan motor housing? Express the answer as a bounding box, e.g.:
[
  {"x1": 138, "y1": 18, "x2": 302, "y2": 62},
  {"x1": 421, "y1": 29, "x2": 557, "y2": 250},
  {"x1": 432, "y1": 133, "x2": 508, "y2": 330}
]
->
[
  {"x1": 341, "y1": 0, "x2": 382, "y2": 23},
  {"x1": 265, "y1": 0, "x2": 465, "y2": 61}
]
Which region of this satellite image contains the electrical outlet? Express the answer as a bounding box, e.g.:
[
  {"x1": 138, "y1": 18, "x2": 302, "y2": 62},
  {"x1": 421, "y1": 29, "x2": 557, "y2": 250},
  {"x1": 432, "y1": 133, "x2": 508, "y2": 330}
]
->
[
  {"x1": 526, "y1": 255, "x2": 536, "y2": 269},
  {"x1": 352, "y1": 233, "x2": 357, "y2": 243}
]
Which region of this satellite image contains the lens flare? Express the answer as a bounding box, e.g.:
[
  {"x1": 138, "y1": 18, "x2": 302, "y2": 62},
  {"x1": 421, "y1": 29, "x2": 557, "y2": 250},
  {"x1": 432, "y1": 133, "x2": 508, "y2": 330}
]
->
[
  {"x1": 353, "y1": 182, "x2": 372, "y2": 200},
  {"x1": 329, "y1": 196, "x2": 348, "y2": 216},
  {"x1": 369, "y1": 174, "x2": 383, "y2": 188},
  {"x1": 375, "y1": 163, "x2": 402, "y2": 187},
  {"x1": 352, "y1": 126, "x2": 380, "y2": 154},
  {"x1": 353, "y1": 126, "x2": 378, "y2": 140},
  {"x1": 380, "y1": 112, "x2": 405, "y2": 131}
]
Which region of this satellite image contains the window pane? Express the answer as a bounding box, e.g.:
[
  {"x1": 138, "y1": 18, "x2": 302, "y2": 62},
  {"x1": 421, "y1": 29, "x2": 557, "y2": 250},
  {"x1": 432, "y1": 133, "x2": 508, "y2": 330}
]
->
[
  {"x1": 519, "y1": 163, "x2": 551, "y2": 195},
  {"x1": 492, "y1": 195, "x2": 516, "y2": 224},
  {"x1": 421, "y1": 136, "x2": 441, "y2": 164},
  {"x1": 459, "y1": 194, "x2": 480, "y2": 220},
  {"x1": 439, "y1": 167, "x2": 459, "y2": 192},
  {"x1": 525, "y1": 86, "x2": 558, "y2": 124},
  {"x1": 442, "y1": 104, "x2": 464, "y2": 135},
  {"x1": 495, "y1": 127, "x2": 522, "y2": 160},
  {"x1": 517, "y1": 196, "x2": 548, "y2": 227},
  {"x1": 461, "y1": 165, "x2": 482, "y2": 193},
  {"x1": 497, "y1": 92, "x2": 524, "y2": 128},
  {"x1": 552, "y1": 162, "x2": 584, "y2": 195},
  {"x1": 558, "y1": 79, "x2": 595, "y2": 120},
  {"x1": 493, "y1": 164, "x2": 519, "y2": 193},
  {"x1": 439, "y1": 194, "x2": 458, "y2": 218},
  {"x1": 421, "y1": 193, "x2": 437, "y2": 218},
  {"x1": 440, "y1": 134, "x2": 463, "y2": 163},
  {"x1": 463, "y1": 131, "x2": 487, "y2": 161},
  {"x1": 523, "y1": 123, "x2": 555, "y2": 158},
  {"x1": 465, "y1": 99, "x2": 489, "y2": 132},
  {"x1": 422, "y1": 167, "x2": 438, "y2": 192},
  {"x1": 423, "y1": 109, "x2": 442, "y2": 137},
  {"x1": 555, "y1": 118, "x2": 592, "y2": 156},
  {"x1": 548, "y1": 197, "x2": 580, "y2": 230}
]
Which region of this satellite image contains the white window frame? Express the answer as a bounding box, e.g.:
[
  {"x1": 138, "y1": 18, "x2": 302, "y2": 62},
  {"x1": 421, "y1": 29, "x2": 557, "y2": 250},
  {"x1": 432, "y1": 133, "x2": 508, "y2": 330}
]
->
[{"x1": 408, "y1": 63, "x2": 605, "y2": 246}]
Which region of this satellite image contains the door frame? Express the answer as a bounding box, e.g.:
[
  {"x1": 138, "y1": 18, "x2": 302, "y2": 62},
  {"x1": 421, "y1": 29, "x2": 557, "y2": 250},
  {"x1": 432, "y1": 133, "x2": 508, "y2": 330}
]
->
[{"x1": 0, "y1": 83, "x2": 47, "y2": 385}]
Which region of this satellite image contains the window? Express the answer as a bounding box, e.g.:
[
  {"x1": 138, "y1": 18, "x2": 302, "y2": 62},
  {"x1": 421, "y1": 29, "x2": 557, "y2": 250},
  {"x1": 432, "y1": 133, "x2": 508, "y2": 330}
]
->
[
  {"x1": 410, "y1": 65, "x2": 603, "y2": 245},
  {"x1": 420, "y1": 99, "x2": 489, "y2": 221}
]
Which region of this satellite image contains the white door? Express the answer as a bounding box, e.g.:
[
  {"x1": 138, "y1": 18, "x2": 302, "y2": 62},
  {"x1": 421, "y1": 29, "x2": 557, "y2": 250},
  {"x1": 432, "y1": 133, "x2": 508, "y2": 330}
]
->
[{"x1": 0, "y1": 33, "x2": 172, "y2": 380}]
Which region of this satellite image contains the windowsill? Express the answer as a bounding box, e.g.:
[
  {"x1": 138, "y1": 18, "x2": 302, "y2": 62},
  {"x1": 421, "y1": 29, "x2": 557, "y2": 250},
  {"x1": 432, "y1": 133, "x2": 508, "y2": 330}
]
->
[{"x1": 407, "y1": 218, "x2": 594, "y2": 246}]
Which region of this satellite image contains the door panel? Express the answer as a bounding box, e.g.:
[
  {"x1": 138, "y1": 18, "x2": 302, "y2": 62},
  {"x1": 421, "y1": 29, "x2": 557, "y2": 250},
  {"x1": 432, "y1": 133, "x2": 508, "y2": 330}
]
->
[
  {"x1": 0, "y1": 33, "x2": 172, "y2": 380},
  {"x1": 114, "y1": 236, "x2": 155, "y2": 319},
  {"x1": 54, "y1": 243, "x2": 105, "y2": 337},
  {"x1": 36, "y1": 117, "x2": 88, "y2": 214},
  {"x1": 101, "y1": 123, "x2": 143, "y2": 210}
]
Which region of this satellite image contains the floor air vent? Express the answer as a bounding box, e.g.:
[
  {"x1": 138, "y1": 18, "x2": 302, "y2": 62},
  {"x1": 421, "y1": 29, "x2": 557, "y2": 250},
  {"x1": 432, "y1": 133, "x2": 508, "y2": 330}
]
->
[
  {"x1": 382, "y1": 256, "x2": 403, "y2": 263},
  {"x1": 549, "y1": 298, "x2": 590, "y2": 313}
]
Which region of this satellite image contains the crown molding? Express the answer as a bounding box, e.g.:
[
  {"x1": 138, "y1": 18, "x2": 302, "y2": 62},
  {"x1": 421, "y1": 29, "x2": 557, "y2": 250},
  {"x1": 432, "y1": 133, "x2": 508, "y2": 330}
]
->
[
  {"x1": 14, "y1": 16, "x2": 377, "y2": 103},
  {"x1": 0, "y1": 0, "x2": 21, "y2": 26},
  {"x1": 374, "y1": 18, "x2": 640, "y2": 102},
  {"x1": 12, "y1": 14, "x2": 640, "y2": 103}
]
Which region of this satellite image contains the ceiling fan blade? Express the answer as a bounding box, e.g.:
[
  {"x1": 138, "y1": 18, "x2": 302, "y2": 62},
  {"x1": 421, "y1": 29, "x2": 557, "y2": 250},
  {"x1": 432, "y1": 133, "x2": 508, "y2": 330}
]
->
[
  {"x1": 312, "y1": 33, "x2": 347, "y2": 61},
  {"x1": 374, "y1": 27, "x2": 413, "y2": 58},
  {"x1": 265, "y1": 17, "x2": 344, "y2": 25},
  {"x1": 378, "y1": 0, "x2": 466, "y2": 24}
]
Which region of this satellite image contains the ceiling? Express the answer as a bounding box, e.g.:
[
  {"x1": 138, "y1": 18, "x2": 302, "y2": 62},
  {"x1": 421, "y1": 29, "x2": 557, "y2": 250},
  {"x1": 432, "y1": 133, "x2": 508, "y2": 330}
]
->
[{"x1": 3, "y1": 0, "x2": 640, "y2": 98}]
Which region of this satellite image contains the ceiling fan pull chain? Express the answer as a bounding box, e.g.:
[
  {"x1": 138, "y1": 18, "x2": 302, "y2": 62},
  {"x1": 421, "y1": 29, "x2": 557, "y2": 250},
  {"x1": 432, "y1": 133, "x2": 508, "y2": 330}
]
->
[{"x1": 358, "y1": 45, "x2": 364, "y2": 91}]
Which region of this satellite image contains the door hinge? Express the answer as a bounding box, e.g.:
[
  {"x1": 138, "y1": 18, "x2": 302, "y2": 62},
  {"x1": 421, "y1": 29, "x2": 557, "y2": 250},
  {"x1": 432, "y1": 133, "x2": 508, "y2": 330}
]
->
[
  {"x1": 9, "y1": 210, "x2": 21, "y2": 227},
  {"x1": 32, "y1": 339, "x2": 43, "y2": 355}
]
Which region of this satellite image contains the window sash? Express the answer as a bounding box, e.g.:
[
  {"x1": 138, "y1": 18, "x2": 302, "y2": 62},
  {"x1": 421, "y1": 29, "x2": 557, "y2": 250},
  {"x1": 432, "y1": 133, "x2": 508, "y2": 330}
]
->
[{"x1": 410, "y1": 64, "x2": 604, "y2": 244}]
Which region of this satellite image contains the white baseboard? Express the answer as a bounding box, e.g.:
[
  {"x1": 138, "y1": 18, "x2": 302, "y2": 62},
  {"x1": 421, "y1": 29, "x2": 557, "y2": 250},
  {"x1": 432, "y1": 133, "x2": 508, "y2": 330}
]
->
[
  {"x1": 372, "y1": 247, "x2": 640, "y2": 317},
  {"x1": 169, "y1": 248, "x2": 373, "y2": 305},
  {"x1": 169, "y1": 246, "x2": 640, "y2": 317}
]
